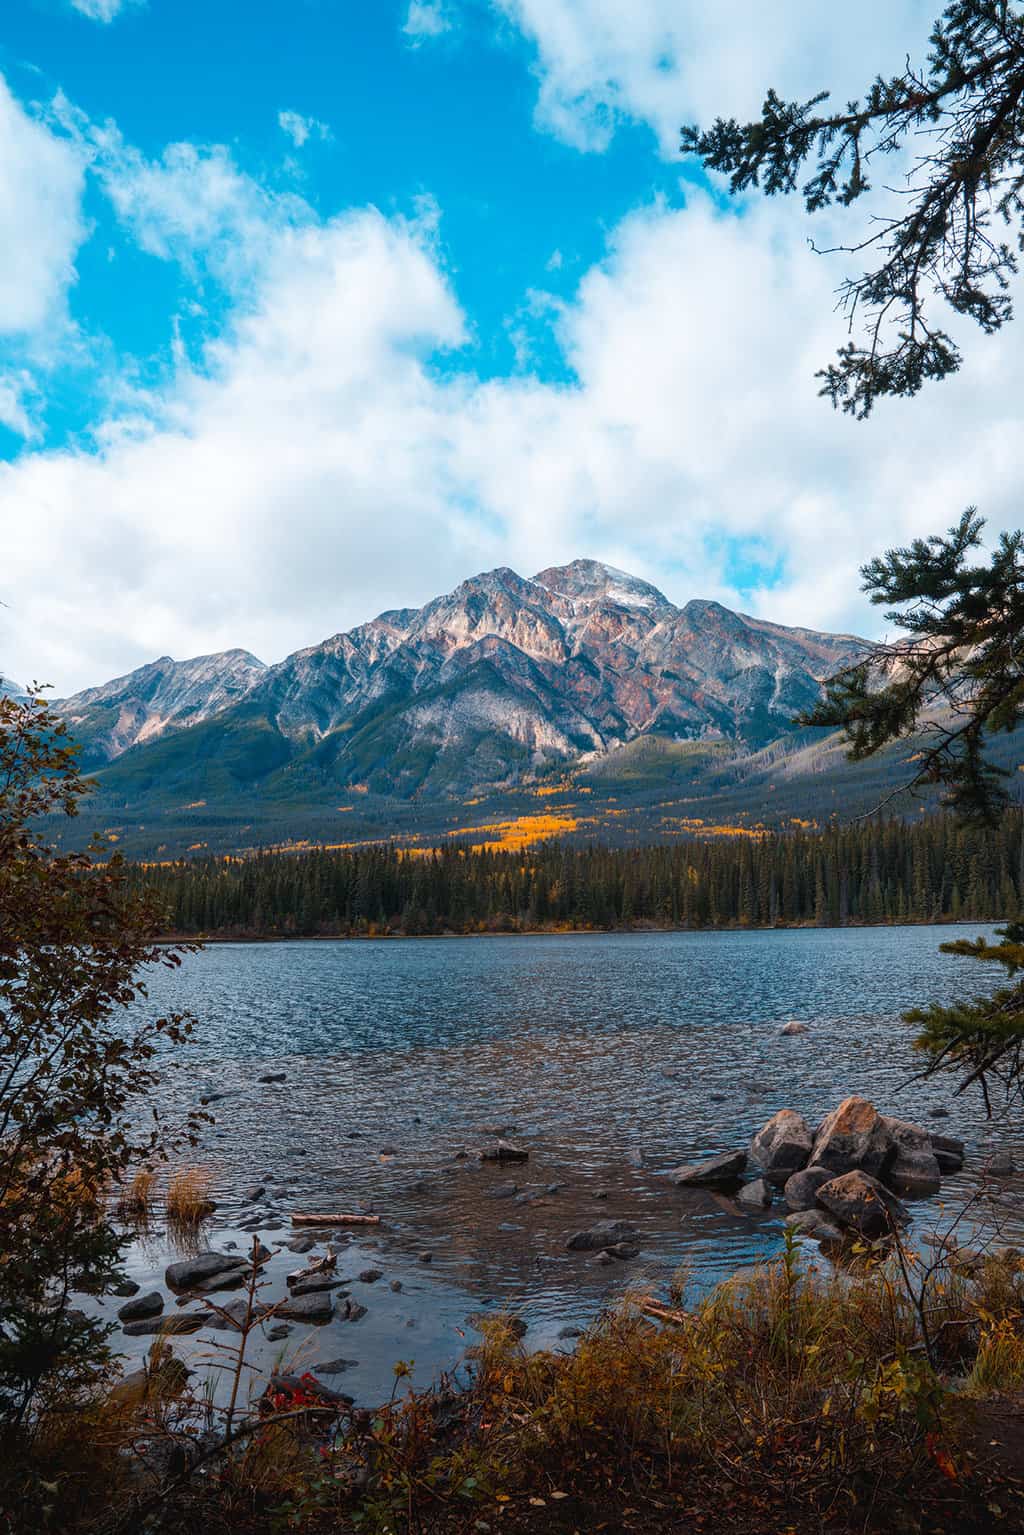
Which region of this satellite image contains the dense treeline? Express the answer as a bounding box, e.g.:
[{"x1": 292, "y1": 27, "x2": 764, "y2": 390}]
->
[{"x1": 135, "y1": 811, "x2": 1024, "y2": 937}]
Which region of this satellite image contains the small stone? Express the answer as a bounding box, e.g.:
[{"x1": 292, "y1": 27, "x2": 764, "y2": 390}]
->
[
  {"x1": 594, "y1": 1251, "x2": 614, "y2": 1266},
  {"x1": 390, "y1": 1279, "x2": 403, "y2": 1292},
  {"x1": 111, "y1": 1279, "x2": 140, "y2": 1298},
  {"x1": 988, "y1": 1150, "x2": 1016, "y2": 1176},
  {"x1": 380, "y1": 1144, "x2": 398, "y2": 1156},
  {"x1": 243, "y1": 1185, "x2": 266, "y2": 1202},
  {"x1": 557, "y1": 1325, "x2": 583, "y2": 1340},
  {"x1": 259, "y1": 1072, "x2": 287, "y2": 1084},
  {"x1": 779, "y1": 1021, "x2": 808, "y2": 1036},
  {"x1": 594, "y1": 1189, "x2": 609, "y2": 1200},
  {"x1": 487, "y1": 1182, "x2": 519, "y2": 1200},
  {"x1": 315, "y1": 1357, "x2": 359, "y2": 1374},
  {"x1": 358, "y1": 1269, "x2": 383, "y2": 1284},
  {"x1": 341, "y1": 1299, "x2": 367, "y2": 1323},
  {"x1": 117, "y1": 1291, "x2": 164, "y2": 1323},
  {"x1": 266, "y1": 1324, "x2": 292, "y2": 1341},
  {"x1": 928, "y1": 1106, "x2": 951, "y2": 1119},
  {"x1": 418, "y1": 1251, "x2": 433, "y2": 1264},
  {"x1": 605, "y1": 1242, "x2": 639, "y2": 1259}
]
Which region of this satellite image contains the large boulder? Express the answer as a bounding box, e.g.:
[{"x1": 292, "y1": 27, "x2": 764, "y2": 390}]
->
[
  {"x1": 750, "y1": 1110, "x2": 813, "y2": 1182},
  {"x1": 566, "y1": 1220, "x2": 638, "y2": 1252},
  {"x1": 816, "y1": 1170, "x2": 908, "y2": 1239},
  {"x1": 783, "y1": 1165, "x2": 834, "y2": 1212},
  {"x1": 810, "y1": 1097, "x2": 894, "y2": 1178},
  {"x1": 165, "y1": 1251, "x2": 250, "y2": 1292},
  {"x1": 882, "y1": 1117, "x2": 941, "y2": 1196},
  {"x1": 671, "y1": 1150, "x2": 747, "y2": 1187}
]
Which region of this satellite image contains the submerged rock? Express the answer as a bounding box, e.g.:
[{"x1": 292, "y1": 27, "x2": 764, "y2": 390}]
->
[
  {"x1": 779, "y1": 1021, "x2": 808, "y2": 1036},
  {"x1": 988, "y1": 1150, "x2": 1016, "y2": 1176},
  {"x1": 816, "y1": 1170, "x2": 908, "y2": 1239},
  {"x1": 315, "y1": 1357, "x2": 359, "y2": 1374},
  {"x1": 671, "y1": 1150, "x2": 747, "y2": 1187},
  {"x1": 480, "y1": 1140, "x2": 529, "y2": 1163},
  {"x1": 259, "y1": 1072, "x2": 287, "y2": 1084},
  {"x1": 750, "y1": 1110, "x2": 813, "y2": 1181},
  {"x1": 566, "y1": 1220, "x2": 638, "y2": 1252}
]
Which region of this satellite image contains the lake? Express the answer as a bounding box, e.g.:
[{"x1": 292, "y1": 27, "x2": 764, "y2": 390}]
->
[{"x1": 92, "y1": 925, "x2": 1024, "y2": 1408}]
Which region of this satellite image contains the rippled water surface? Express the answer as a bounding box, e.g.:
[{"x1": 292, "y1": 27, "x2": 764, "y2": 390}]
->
[{"x1": 96, "y1": 927, "x2": 1024, "y2": 1406}]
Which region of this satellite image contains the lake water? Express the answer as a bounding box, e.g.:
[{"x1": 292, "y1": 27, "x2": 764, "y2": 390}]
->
[{"x1": 93, "y1": 926, "x2": 1024, "y2": 1409}]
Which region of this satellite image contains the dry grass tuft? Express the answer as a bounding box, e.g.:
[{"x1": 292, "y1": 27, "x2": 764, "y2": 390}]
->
[
  {"x1": 115, "y1": 1166, "x2": 155, "y2": 1224},
  {"x1": 166, "y1": 1166, "x2": 214, "y2": 1229}
]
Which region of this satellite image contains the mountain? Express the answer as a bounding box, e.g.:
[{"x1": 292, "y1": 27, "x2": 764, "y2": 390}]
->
[
  {"x1": 47, "y1": 560, "x2": 878, "y2": 856},
  {"x1": 0, "y1": 674, "x2": 23, "y2": 700},
  {"x1": 54, "y1": 650, "x2": 267, "y2": 767}
]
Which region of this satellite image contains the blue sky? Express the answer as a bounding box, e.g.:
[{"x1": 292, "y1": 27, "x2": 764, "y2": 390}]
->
[{"x1": 1, "y1": 0, "x2": 1021, "y2": 693}]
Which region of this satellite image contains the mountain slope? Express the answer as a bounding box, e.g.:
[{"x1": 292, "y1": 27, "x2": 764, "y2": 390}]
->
[{"x1": 55, "y1": 649, "x2": 267, "y2": 767}]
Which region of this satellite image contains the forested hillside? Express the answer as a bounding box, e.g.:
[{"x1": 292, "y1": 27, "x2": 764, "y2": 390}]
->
[{"x1": 138, "y1": 810, "x2": 1024, "y2": 937}]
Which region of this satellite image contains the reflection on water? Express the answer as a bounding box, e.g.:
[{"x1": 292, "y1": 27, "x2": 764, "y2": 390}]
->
[{"x1": 93, "y1": 926, "x2": 1023, "y2": 1406}]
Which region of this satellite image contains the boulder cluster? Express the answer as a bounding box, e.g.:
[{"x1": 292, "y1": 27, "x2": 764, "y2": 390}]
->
[{"x1": 673, "y1": 1096, "x2": 966, "y2": 1245}]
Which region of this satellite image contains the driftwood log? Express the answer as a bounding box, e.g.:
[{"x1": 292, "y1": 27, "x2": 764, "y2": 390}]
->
[
  {"x1": 639, "y1": 1299, "x2": 688, "y2": 1326},
  {"x1": 291, "y1": 1213, "x2": 382, "y2": 1227}
]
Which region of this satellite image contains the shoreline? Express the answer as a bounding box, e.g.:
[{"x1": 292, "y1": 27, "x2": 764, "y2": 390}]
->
[{"x1": 155, "y1": 915, "x2": 1002, "y2": 945}]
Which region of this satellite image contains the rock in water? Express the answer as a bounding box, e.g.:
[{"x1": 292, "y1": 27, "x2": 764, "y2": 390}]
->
[
  {"x1": 165, "y1": 1252, "x2": 250, "y2": 1292},
  {"x1": 117, "y1": 1291, "x2": 164, "y2": 1323},
  {"x1": 881, "y1": 1117, "x2": 942, "y2": 1195},
  {"x1": 750, "y1": 1110, "x2": 813, "y2": 1181},
  {"x1": 816, "y1": 1170, "x2": 908, "y2": 1239},
  {"x1": 780, "y1": 1021, "x2": 808, "y2": 1036},
  {"x1": 784, "y1": 1209, "x2": 844, "y2": 1245},
  {"x1": 930, "y1": 1132, "x2": 965, "y2": 1174},
  {"x1": 783, "y1": 1165, "x2": 833, "y2": 1212},
  {"x1": 736, "y1": 1178, "x2": 772, "y2": 1209},
  {"x1": 810, "y1": 1097, "x2": 894, "y2": 1179},
  {"x1": 566, "y1": 1220, "x2": 639, "y2": 1252},
  {"x1": 480, "y1": 1140, "x2": 529, "y2": 1163},
  {"x1": 122, "y1": 1313, "x2": 205, "y2": 1337},
  {"x1": 276, "y1": 1290, "x2": 335, "y2": 1323},
  {"x1": 671, "y1": 1150, "x2": 747, "y2": 1187},
  {"x1": 467, "y1": 1312, "x2": 528, "y2": 1339}
]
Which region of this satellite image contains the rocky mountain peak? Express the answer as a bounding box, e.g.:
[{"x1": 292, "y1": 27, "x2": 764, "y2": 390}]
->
[{"x1": 533, "y1": 559, "x2": 673, "y2": 614}]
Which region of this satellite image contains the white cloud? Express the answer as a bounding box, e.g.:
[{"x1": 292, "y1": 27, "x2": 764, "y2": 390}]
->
[
  {"x1": 0, "y1": 76, "x2": 86, "y2": 338},
  {"x1": 403, "y1": 1, "x2": 454, "y2": 44},
  {"x1": 0, "y1": 373, "x2": 40, "y2": 441},
  {"x1": 484, "y1": 0, "x2": 937, "y2": 153},
  {"x1": 277, "y1": 110, "x2": 331, "y2": 149},
  {"x1": 3, "y1": 133, "x2": 1024, "y2": 696},
  {"x1": 70, "y1": 0, "x2": 143, "y2": 21}
]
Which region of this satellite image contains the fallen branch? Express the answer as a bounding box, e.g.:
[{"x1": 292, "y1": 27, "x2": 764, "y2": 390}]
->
[
  {"x1": 638, "y1": 1299, "x2": 688, "y2": 1326},
  {"x1": 291, "y1": 1213, "x2": 381, "y2": 1227}
]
